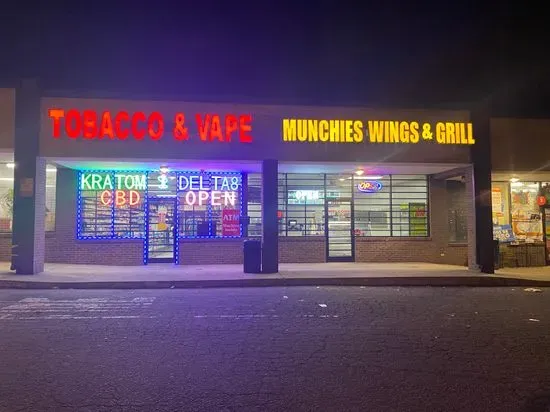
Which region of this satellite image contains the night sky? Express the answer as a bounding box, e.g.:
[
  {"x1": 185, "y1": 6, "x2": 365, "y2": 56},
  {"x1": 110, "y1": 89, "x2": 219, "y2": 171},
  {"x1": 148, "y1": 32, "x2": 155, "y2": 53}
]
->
[{"x1": 1, "y1": 2, "x2": 548, "y2": 116}]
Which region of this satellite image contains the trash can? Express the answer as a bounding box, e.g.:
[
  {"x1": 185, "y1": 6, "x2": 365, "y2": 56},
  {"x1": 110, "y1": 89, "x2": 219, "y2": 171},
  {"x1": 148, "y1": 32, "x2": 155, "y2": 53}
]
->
[
  {"x1": 494, "y1": 240, "x2": 500, "y2": 269},
  {"x1": 243, "y1": 240, "x2": 262, "y2": 273}
]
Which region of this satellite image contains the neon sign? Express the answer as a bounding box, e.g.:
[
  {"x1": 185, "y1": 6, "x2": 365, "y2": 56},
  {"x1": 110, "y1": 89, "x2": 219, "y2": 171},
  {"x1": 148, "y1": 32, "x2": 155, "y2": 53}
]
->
[
  {"x1": 49, "y1": 109, "x2": 253, "y2": 143},
  {"x1": 178, "y1": 174, "x2": 241, "y2": 207},
  {"x1": 357, "y1": 180, "x2": 383, "y2": 193},
  {"x1": 100, "y1": 190, "x2": 141, "y2": 207},
  {"x1": 80, "y1": 173, "x2": 146, "y2": 191},
  {"x1": 288, "y1": 190, "x2": 323, "y2": 204}
]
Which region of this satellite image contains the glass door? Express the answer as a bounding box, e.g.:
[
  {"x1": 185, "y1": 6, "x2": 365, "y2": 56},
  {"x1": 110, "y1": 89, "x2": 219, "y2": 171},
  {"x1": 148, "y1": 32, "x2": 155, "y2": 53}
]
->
[
  {"x1": 326, "y1": 199, "x2": 354, "y2": 262},
  {"x1": 147, "y1": 198, "x2": 176, "y2": 263},
  {"x1": 544, "y1": 208, "x2": 550, "y2": 265}
]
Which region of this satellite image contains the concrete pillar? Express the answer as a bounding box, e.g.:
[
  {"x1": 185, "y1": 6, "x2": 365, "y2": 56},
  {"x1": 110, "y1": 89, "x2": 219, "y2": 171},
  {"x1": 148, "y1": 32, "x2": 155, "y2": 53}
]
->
[
  {"x1": 470, "y1": 105, "x2": 495, "y2": 274},
  {"x1": 11, "y1": 79, "x2": 46, "y2": 274},
  {"x1": 261, "y1": 159, "x2": 278, "y2": 273}
]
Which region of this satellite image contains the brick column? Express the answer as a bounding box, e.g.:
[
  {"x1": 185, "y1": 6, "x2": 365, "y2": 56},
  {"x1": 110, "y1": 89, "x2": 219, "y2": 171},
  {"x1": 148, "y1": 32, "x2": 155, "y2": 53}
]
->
[
  {"x1": 11, "y1": 79, "x2": 46, "y2": 274},
  {"x1": 261, "y1": 159, "x2": 278, "y2": 273}
]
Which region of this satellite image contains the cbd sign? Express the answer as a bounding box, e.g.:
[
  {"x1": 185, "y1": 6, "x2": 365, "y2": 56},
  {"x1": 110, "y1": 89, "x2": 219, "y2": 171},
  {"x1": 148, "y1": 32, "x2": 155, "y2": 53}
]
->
[{"x1": 100, "y1": 190, "x2": 141, "y2": 207}]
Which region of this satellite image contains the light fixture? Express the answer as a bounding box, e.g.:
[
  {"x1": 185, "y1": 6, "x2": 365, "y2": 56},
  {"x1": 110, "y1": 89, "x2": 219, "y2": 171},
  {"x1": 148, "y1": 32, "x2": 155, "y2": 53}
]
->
[
  {"x1": 159, "y1": 166, "x2": 170, "y2": 174},
  {"x1": 510, "y1": 177, "x2": 519, "y2": 183},
  {"x1": 363, "y1": 175, "x2": 383, "y2": 180},
  {"x1": 339, "y1": 178, "x2": 345, "y2": 182},
  {"x1": 510, "y1": 181, "x2": 523, "y2": 187},
  {"x1": 355, "y1": 169, "x2": 364, "y2": 176},
  {"x1": 6, "y1": 163, "x2": 14, "y2": 169},
  {"x1": 46, "y1": 167, "x2": 57, "y2": 173}
]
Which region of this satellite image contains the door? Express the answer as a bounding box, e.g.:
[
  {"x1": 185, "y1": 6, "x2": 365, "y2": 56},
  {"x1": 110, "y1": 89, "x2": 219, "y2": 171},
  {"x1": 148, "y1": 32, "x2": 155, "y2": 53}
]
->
[
  {"x1": 544, "y1": 208, "x2": 550, "y2": 265},
  {"x1": 147, "y1": 198, "x2": 176, "y2": 263},
  {"x1": 326, "y1": 199, "x2": 354, "y2": 262}
]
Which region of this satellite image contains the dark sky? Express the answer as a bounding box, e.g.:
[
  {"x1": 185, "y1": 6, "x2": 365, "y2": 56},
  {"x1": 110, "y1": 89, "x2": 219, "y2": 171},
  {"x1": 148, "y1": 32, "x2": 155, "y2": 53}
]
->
[{"x1": 1, "y1": 2, "x2": 549, "y2": 116}]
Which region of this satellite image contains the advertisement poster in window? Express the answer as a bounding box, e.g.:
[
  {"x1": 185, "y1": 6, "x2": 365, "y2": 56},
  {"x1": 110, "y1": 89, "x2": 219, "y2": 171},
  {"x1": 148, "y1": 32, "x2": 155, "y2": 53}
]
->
[
  {"x1": 491, "y1": 188, "x2": 504, "y2": 217},
  {"x1": 222, "y1": 209, "x2": 240, "y2": 236},
  {"x1": 409, "y1": 203, "x2": 428, "y2": 236},
  {"x1": 510, "y1": 183, "x2": 543, "y2": 241}
]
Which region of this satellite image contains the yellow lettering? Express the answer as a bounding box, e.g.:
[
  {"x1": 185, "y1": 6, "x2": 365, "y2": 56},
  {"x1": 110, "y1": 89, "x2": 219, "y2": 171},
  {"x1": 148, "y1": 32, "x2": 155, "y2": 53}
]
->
[
  {"x1": 435, "y1": 122, "x2": 445, "y2": 144},
  {"x1": 329, "y1": 120, "x2": 339, "y2": 142},
  {"x1": 345, "y1": 120, "x2": 353, "y2": 142},
  {"x1": 387, "y1": 121, "x2": 398, "y2": 143},
  {"x1": 409, "y1": 121, "x2": 419, "y2": 143},
  {"x1": 319, "y1": 120, "x2": 329, "y2": 142},
  {"x1": 307, "y1": 120, "x2": 318, "y2": 142},
  {"x1": 399, "y1": 121, "x2": 410, "y2": 143},
  {"x1": 368, "y1": 121, "x2": 384, "y2": 143},
  {"x1": 283, "y1": 119, "x2": 296, "y2": 141},
  {"x1": 467, "y1": 122, "x2": 475, "y2": 144},
  {"x1": 297, "y1": 120, "x2": 307, "y2": 142},
  {"x1": 445, "y1": 122, "x2": 455, "y2": 143},
  {"x1": 353, "y1": 120, "x2": 364, "y2": 142}
]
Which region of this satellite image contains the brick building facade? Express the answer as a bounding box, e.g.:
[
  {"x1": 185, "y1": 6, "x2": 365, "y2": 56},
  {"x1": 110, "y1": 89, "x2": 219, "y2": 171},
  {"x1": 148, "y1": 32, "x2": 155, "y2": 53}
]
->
[{"x1": 0, "y1": 84, "x2": 495, "y2": 274}]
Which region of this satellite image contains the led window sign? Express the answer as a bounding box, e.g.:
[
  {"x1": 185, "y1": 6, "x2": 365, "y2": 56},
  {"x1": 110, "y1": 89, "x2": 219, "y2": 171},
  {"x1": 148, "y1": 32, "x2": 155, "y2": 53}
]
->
[
  {"x1": 357, "y1": 181, "x2": 383, "y2": 193},
  {"x1": 288, "y1": 190, "x2": 323, "y2": 204},
  {"x1": 80, "y1": 172, "x2": 146, "y2": 208},
  {"x1": 178, "y1": 174, "x2": 241, "y2": 207}
]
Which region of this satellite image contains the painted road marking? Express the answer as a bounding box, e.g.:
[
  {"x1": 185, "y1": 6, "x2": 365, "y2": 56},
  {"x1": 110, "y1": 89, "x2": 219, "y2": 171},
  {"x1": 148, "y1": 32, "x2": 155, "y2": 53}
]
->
[
  {"x1": 0, "y1": 297, "x2": 156, "y2": 320},
  {"x1": 192, "y1": 314, "x2": 341, "y2": 319}
]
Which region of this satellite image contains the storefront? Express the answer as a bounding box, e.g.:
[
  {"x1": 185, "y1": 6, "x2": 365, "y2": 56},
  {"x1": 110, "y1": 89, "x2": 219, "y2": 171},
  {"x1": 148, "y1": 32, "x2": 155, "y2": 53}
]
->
[
  {"x1": 491, "y1": 178, "x2": 550, "y2": 267},
  {"x1": 1, "y1": 84, "x2": 493, "y2": 274},
  {"x1": 490, "y1": 118, "x2": 550, "y2": 267}
]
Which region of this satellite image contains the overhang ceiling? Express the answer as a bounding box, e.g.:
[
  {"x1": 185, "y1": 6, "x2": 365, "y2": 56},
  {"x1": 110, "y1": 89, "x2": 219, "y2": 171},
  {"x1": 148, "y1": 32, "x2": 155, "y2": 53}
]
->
[{"x1": 50, "y1": 159, "x2": 469, "y2": 175}]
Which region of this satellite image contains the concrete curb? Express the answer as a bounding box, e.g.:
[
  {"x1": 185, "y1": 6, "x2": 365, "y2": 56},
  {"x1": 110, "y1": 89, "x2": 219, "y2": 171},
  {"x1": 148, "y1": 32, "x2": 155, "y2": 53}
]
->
[{"x1": 0, "y1": 276, "x2": 549, "y2": 289}]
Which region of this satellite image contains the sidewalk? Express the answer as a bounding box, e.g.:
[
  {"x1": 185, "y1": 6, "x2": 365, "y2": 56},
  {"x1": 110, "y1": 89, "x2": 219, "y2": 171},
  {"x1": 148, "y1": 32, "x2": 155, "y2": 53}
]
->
[{"x1": 1, "y1": 262, "x2": 550, "y2": 289}]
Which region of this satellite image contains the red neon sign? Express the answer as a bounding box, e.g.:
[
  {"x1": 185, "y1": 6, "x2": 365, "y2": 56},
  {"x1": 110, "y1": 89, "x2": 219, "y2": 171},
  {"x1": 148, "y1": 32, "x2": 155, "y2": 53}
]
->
[
  {"x1": 48, "y1": 109, "x2": 253, "y2": 143},
  {"x1": 100, "y1": 190, "x2": 141, "y2": 207}
]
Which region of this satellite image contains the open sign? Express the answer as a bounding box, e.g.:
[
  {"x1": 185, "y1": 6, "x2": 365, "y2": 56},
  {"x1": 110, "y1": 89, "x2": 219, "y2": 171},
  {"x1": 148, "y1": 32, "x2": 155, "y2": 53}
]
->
[{"x1": 357, "y1": 180, "x2": 383, "y2": 193}]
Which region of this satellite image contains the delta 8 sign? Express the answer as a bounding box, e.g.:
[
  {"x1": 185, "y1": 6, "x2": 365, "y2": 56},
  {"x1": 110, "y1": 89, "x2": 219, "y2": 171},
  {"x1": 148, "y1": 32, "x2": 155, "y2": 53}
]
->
[{"x1": 178, "y1": 173, "x2": 242, "y2": 207}]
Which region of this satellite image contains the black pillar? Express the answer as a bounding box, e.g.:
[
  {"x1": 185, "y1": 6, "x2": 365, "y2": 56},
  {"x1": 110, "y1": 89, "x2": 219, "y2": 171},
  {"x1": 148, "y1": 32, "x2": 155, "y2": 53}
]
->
[
  {"x1": 471, "y1": 104, "x2": 495, "y2": 274},
  {"x1": 11, "y1": 79, "x2": 46, "y2": 274},
  {"x1": 261, "y1": 159, "x2": 278, "y2": 273}
]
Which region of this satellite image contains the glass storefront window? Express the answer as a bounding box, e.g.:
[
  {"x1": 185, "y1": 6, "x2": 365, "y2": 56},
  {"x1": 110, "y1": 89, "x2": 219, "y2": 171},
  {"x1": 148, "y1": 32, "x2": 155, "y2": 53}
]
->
[
  {"x1": 0, "y1": 163, "x2": 14, "y2": 232},
  {"x1": 247, "y1": 174, "x2": 262, "y2": 237},
  {"x1": 510, "y1": 181, "x2": 542, "y2": 242},
  {"x1": 354, "y1": 175, "x2": 391, "y2": 236},
  {"x1": 391, "y1": 175, "x2": 428, "y2": 236},
  {"x1": 79, "y1": 171, "x2": 146, "y2": 238},
  {"x1": 279, "y1": 173, "x2": 325, "y2": 236},
  {"x1": 0, "y1": 163, "x2": 56, "y2": 232}
]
